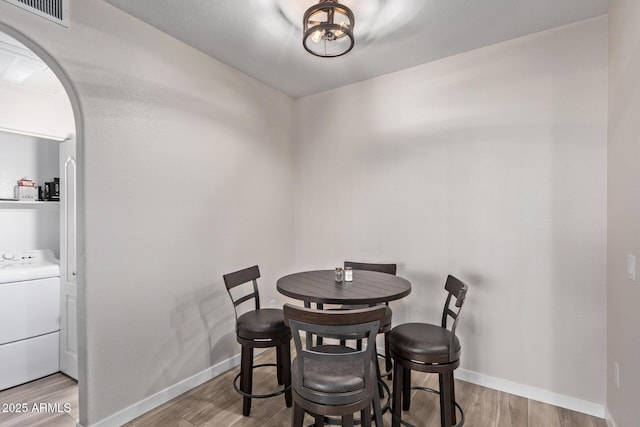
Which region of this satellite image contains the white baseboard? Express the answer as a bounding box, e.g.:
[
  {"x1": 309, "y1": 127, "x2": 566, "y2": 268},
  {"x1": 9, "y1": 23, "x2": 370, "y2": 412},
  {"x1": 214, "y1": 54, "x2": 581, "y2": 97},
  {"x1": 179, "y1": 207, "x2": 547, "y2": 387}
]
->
[
  {"x1": 455, "y1": 369, "x2": 605, "y2": 419},
  {"x1": 80, "y1": 353, "x2": 242, "y2": 427}
]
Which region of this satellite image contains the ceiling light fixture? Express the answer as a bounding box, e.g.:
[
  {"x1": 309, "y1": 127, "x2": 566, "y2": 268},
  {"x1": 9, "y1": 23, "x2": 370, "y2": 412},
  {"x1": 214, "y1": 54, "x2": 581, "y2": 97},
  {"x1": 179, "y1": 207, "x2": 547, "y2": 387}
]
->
[{"x1": 303, "y1": 0, "x2": 354, "y2": 58}]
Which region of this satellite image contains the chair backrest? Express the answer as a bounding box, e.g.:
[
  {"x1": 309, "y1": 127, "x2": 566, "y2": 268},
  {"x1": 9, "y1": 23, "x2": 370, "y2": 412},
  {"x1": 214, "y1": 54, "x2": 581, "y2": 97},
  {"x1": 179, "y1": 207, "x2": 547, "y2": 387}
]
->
[
  {"x1": 283, "y1": 304, "x2": 386, "y2": 406},
  {"x1": 344, "y1": 261, "x2": 397, "y2": 275},
  {"x1": 223, "y1": 265, "x2": 261, "y2": 322},
  {"x1": 441, "y1": 274, "x2": 468, "y2": 332}
]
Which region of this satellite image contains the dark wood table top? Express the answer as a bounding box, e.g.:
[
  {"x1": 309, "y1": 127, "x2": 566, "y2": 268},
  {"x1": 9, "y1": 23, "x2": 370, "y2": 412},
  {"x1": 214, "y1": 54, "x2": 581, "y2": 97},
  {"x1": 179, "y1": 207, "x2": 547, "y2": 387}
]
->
[{"x1": 277, "y1": 269, "x2": 411, "y2": 305}]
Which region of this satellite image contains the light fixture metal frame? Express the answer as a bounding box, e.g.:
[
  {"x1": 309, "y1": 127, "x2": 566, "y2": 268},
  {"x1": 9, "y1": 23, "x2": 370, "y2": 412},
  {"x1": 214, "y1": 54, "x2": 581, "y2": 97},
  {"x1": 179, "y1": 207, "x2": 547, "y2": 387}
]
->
[{"x1": 303, "y1": 0, "x2": 355, "y2": 58}]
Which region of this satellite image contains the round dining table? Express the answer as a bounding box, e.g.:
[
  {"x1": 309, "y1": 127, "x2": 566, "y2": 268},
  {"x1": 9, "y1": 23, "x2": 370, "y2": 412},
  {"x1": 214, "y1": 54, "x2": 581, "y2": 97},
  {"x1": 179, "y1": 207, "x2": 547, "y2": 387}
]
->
[{"x1": 277, "y1": 269, "x2": 411, "y2": 307}]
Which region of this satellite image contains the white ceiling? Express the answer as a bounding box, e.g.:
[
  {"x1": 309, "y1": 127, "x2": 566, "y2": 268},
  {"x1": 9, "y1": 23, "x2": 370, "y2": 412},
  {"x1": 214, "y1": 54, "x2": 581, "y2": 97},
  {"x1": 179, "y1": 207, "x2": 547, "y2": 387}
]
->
[
  {"x1": 0, "y1": 32, "x2": 64, "y2": 95},
  {"x1": 104, "y1": 0, "x2": 611, "y2": 98}
]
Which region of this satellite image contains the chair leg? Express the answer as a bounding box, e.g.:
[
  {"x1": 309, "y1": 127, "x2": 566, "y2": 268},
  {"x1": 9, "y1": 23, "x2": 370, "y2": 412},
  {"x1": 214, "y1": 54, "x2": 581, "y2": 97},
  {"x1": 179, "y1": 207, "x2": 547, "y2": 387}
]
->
[
  {"x1": 356, "y1": 339, "x2": 363, "y2": 351},
  {"x1": 392, "y1": 361, "x2": 403, "y2": 427},
  {"x1": 384, "y1": 331, "x2": 392, "y2": 380},
  {"x1": 373, "y1": 381, "x2": 383, "y2": 427},
  {"x1": 361, "y1": 405, "x2": 372, "y2": 427},
  {"x1": 340, "y1": 339, "x2": 346, "y2": 346},
  {"x1": 439, "y1": 372, "x2": 454, "y2": 427},
  {"x1": 292, "y1": 402, "x2": 305, "y2": 427},
  {"x1": 240, "y1": 346, "x2": 253, "y2": 416},
  {"x1": 276, "y1": 344, "x2": 283, "y2": 385},
  {"x1": 342, "y1": 413, "x2": 354, "y2": 427},
  {"x1": 375, "y1": 354, "x2": 384, "y2": 399},
  {"x1": 283, "y1": 341, "x2": 292, "y2": 407},
  {"x1": 449, "y1": 372, "x2": 457, "y2": 424},
  {"x1": 314, "y1": 414, "x2": 325, "y2": 426},
  {"x1": 402, "y1": 367, "x2": 411, "y2": 411}
]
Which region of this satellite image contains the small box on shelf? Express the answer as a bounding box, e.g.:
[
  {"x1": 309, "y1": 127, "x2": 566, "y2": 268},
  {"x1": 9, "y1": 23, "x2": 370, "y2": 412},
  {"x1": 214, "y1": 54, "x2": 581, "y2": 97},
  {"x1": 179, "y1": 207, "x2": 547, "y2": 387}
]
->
[{"x1": 15, "y1": 185, "x2": 38, "y2": 201}]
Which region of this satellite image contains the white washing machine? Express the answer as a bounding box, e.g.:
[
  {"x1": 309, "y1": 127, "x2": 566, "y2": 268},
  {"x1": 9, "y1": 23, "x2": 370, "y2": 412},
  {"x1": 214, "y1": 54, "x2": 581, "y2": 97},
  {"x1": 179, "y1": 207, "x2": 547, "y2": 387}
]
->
[{"x1": 0, "y1": 249, "x2": 60, "y2": 390}]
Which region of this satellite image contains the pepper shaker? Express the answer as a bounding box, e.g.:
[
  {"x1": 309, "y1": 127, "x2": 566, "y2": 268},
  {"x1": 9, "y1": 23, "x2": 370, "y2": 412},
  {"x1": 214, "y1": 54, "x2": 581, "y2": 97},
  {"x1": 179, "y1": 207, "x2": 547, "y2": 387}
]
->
[{"x1": 335, "y1": 267, "x2": 344, "y2": 282}]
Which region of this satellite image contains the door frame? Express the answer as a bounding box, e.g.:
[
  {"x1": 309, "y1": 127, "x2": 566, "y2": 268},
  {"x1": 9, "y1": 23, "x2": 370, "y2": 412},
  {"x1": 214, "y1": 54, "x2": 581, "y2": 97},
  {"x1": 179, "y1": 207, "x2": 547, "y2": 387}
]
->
[{"x1": 0, "y1": 22, "x2": 87, "y2": 425}]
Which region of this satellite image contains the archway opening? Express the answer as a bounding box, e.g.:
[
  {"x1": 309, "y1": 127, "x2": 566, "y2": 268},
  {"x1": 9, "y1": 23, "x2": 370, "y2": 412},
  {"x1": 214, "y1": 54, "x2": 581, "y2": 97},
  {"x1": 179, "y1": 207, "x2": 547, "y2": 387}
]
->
[{"x1": 0, "y1": 24, "x2": 85, "y2": 426}]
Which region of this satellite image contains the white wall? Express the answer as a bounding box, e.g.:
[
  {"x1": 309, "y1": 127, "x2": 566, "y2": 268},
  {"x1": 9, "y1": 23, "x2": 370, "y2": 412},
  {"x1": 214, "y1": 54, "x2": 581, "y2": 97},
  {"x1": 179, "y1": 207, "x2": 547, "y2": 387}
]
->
[
  {"x1": 0, "y1": 132, "x2": 60, "y2": 255},
  {"x1": 607, "y1": 1, "x2": 640, "y2": 426},
  {"x1": 0, "y1": 132, "x2": 59, "y2": 198},
  {"x1": 0, "y1": 1, "x2": 295, "y2": 425},
  {"x1": 0, "y1": 206, "x2": 59, "y2": 254},
  {"x1": 0, "y1": 0, "x2": 610, "y2": 423},
  {"x1": 295, "y1": 17, "x2": 607, "y2": 406}
]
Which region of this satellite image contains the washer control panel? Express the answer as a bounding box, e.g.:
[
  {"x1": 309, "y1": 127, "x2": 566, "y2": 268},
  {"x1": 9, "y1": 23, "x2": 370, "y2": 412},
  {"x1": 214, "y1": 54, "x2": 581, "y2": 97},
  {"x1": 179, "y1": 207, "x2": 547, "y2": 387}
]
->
[
  {"x1": 0, "y1": 250, "x2": 59, "y2": 283},
  {"x1": 0, "y1": 250, "x2": 44, "y2": 265}
]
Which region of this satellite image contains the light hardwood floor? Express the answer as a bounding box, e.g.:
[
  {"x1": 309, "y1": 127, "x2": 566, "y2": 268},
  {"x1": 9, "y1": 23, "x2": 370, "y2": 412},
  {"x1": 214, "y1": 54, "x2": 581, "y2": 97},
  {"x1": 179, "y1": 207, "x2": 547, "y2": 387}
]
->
[
  {"x1": 0, "y1": 350, "x2": 607, "y2": 427},
  {"x1": 0, "y1": 373, "x2": 78, "y2": 427},
  {"x1": 126, "y1": 349, "x2": 606, "y2": 427}
]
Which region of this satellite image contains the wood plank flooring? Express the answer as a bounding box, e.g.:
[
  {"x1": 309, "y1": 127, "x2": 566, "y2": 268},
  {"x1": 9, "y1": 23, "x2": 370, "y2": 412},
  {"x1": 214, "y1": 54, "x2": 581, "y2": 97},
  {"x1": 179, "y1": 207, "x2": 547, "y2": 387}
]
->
[
  {"x1": 126, "y1": 349, "x2": 607, "y2": 427},
  {"x1": 0, "y1": 350, "x2": 607, "y2": 427},
  {"x1": 0, "y1": 373, "x2": 78, "y2": 427}
]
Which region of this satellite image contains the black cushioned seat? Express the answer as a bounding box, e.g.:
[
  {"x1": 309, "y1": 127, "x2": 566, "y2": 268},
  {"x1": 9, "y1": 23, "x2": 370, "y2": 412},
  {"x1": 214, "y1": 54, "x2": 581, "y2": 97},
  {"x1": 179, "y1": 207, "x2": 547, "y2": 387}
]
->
[
  {"x1": 389, "y1": 323, "x2": 461, "y2": 362},
  {"x1": 383, "y1": 306, "x2": 392, "y2": 326},
  {"x1": 237, "y1": 308, "x2": 289, "y2": 339},
  {"x1": 292, "y1": 345, "x2": 369, "y2": 394}
]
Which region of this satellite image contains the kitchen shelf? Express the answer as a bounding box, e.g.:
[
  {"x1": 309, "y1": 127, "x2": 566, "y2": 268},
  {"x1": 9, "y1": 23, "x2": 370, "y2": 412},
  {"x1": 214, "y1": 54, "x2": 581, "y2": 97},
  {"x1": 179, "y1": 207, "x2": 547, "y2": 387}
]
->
[{"x1": 0, "y1": 200, "x2": 60, "y2": 210}]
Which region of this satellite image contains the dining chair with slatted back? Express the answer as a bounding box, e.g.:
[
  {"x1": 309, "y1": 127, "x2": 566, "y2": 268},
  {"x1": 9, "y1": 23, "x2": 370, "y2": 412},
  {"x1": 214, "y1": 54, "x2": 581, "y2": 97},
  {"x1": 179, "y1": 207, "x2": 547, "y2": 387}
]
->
[
  {"x1": 343, "y1": 261, "x2": 397, "y2": 378},
  {"x1": 389, "y1": 275, "x2": 468, "y2": 427},
  {"x1": 223, "y1": 265, "x2": 292, "y2": 416},
  {"x1": 284, "y1": 304, "x2": 387, "y2": 427}
]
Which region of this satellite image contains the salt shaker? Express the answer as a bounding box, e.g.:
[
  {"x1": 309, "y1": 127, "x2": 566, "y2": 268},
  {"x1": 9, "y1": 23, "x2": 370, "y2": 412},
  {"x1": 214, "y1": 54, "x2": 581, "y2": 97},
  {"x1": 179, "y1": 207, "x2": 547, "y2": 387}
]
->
[
  {"x1": 335, "y1": 267, "x2": 344, "y2": 282},
  {"x1": 344, "y1": 267, "x2": 353, "y2": 282}
]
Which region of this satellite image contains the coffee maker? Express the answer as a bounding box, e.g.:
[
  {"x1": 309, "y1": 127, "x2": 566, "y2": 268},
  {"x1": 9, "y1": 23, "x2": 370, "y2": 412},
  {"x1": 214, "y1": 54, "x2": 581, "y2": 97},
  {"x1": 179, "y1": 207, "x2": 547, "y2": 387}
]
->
[{"x1": 43, "y1": 178, "x2": 59, "y2": 201}]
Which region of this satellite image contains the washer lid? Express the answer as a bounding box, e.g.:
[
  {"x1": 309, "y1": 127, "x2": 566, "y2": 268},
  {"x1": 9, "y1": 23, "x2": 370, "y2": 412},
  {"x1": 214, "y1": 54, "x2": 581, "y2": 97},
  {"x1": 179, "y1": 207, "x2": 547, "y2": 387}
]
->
[{"x1": 0, "y1": 250, "x2": 60, "y2": 284}]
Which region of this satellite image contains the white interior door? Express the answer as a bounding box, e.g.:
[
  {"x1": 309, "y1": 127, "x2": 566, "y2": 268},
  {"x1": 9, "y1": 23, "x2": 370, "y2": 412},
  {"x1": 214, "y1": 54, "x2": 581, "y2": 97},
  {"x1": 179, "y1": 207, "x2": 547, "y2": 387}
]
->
[{"x1": 59, "y1": 137, "x2": 77, "y2": 379}]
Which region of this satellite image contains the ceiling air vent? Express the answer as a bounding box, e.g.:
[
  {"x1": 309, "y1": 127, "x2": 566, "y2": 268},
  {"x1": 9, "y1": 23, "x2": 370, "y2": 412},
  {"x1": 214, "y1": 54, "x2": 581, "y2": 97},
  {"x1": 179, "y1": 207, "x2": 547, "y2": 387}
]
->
[{"x1": 2, "y1": 0, "x2": 69, "y2": 28}]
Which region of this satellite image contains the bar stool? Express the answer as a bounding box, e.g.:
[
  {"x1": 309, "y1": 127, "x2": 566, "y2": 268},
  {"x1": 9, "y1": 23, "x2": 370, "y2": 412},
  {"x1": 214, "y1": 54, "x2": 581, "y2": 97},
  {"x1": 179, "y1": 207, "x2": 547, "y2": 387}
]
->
[
  {"x1": 340, "y1": 261, "x2": 397, "y2": 378},
  {"x1": 223, "y1": 265, "x2": 292, "y2": 416},
  {"x1": 389, "y1": 275, "x2": 468, "y2": 427},
  {"x1": 283, "y1": 304, "x2": 387, "y2": 427}
]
